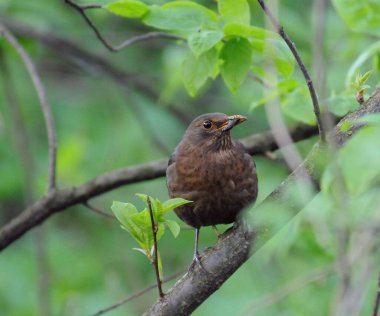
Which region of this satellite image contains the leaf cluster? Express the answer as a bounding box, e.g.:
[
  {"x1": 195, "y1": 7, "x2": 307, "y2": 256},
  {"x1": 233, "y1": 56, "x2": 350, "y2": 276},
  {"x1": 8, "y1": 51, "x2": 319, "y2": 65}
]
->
[
  {"x1": 104, "y1": 0, "x2": 294, "y2": 95},
  {"x1": 111, "y1": 194, "x2": 191, "y2": 268}
]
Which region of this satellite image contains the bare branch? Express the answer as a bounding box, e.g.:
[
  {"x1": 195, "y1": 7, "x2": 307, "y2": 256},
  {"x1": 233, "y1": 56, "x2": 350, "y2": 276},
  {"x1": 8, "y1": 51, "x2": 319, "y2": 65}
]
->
[
  {"x1": 91, "y1": 271, "x2": 183, "y2": 316},
  {"x1": 113, "y1": 32, "x2": 183, "y2": 51},
  {"x1": 0, "y1": 25, "x2": 57, "y2": 192},
  {"x1": 257, "y1": 0, "x2": 326, "y2": 141},
  {"x1": 0, "y1": 124, "x2": 319, "y2": 251},
  {"x1": 83, "y1": 202, "x2": 115, "y2": 220},
  {"x1": 64, "y1": 0, "x2": 115, "y2": 51},
  {"x1": 63, "y1": 0, "x2": 182, "y2": 52}
]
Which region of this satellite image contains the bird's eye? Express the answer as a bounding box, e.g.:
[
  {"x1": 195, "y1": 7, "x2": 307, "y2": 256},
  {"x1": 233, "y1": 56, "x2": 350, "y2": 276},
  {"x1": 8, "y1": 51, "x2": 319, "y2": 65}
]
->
[{"x1": 203, "y1": 121, "x2": 212, "y2": 129}]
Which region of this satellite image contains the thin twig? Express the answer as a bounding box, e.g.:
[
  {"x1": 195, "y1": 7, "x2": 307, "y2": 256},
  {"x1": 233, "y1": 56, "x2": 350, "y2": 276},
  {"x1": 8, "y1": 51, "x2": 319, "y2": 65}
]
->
[
  {"x1": 257, "y1": 0, "x2": 326, "y2": 142},
  {"x1": 373, "y1": 273, "x2": 380, "y2": 316},
  {"x1": 77, "y1": 3, "x2": 102, "y2": 9},
  {"x1": 90, "y1": 271, "x2": 183, "y2": 316},
  {"x1": 113, "y1": 32, "x2": 183, "y2": 51},
  {"x1": 83, "y1": 202, "x2": 115, "y2": 220},
  {"x1": 0, "y1": 25, "x2": 57, "y2": 192},
  {"x1": 64, "y1": 0, "x2": 182, "y2": 52},
  {"x1": 147, "y1": 197, "x2": 164, "y2": 298},
  {"x1": 64, "y1": 0, "x2": 115, "y2": 51}
]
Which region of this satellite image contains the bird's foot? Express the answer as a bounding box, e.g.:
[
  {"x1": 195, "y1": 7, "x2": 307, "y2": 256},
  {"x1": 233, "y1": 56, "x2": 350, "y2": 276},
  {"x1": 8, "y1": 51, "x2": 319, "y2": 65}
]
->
[{"x1": 190, "y1": 251, "x2": 211, "y2": 275}]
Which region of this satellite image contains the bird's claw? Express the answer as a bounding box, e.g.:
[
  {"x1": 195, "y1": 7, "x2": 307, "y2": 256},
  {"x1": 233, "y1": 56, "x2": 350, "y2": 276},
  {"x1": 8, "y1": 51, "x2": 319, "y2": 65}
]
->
[{"x1": 192, "y1": 251, "x2": 212, "y2": 275}]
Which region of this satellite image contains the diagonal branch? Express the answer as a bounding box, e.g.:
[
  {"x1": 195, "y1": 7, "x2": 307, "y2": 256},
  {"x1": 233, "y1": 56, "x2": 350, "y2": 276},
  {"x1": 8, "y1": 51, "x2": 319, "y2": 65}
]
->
[
  {"x1": 0, "y1": 124, "x2": 318, "y2": 251},
  {"x1": 143, "y1": 88, "x2": 380, "y2": 315},
  {"x1": 0, "y1": 25, "x2": 57, "y2": 192},
  {"x1": 257, "y1": 0, "x2": 326, "y2": 141},
  {"x1": 63, "y1": 0, "x2": 182, "y2": 52},
  {"x1": 91, "y1": 270, "x2": 183, "y2": 316}
]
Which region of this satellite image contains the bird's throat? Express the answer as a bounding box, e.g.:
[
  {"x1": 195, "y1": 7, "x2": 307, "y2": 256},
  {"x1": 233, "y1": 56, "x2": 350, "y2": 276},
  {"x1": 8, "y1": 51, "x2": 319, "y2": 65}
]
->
[{"x1": 210, "y1": 133, "x2": 233, "y2": 152}]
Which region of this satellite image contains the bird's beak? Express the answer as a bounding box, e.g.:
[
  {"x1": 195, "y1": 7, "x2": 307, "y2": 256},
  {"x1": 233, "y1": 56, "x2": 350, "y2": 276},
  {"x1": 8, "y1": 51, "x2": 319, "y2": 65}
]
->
[{"x1": 221, "y1": 115, "x2": 247, "y2": 132}]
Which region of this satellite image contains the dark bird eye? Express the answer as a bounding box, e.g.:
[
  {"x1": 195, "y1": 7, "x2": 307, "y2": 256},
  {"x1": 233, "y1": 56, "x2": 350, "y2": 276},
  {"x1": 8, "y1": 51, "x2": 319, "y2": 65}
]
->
[{"x1": 203, "y1": 121, "x2": 212, "y2": 129}]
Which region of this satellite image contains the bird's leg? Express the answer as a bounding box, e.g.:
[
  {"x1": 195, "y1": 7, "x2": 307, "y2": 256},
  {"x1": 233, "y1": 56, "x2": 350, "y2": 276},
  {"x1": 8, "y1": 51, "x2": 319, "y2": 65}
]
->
[{"x1": 192, "y1": 228, "x2": 210, "y2": 274}]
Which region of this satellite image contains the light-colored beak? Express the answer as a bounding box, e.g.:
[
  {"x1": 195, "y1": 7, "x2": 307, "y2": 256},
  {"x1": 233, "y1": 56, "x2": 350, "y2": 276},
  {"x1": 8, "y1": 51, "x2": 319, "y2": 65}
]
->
[{"x1": 221, "y1": 115, "x2": 247, "y2": 132}]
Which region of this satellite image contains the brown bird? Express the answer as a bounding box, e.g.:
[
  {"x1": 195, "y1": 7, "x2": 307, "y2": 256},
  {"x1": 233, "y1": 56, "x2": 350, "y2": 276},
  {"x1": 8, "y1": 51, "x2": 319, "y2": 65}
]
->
[{"x1": 166, "y1": 113, "x2": 258, "y2": 267}]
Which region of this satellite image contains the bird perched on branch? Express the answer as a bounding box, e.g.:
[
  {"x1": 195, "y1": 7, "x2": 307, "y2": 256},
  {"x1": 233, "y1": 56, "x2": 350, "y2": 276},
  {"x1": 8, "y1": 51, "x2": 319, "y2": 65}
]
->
[{"x1": 166, "y1": 113, "x2": 258, "y2": 268}]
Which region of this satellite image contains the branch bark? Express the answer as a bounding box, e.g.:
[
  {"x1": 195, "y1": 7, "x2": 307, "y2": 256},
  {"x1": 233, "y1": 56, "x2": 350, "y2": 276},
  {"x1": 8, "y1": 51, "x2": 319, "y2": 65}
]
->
[
  {"x1": 0, "y1": 124, "x2": 318, "y2": 251},
  {"x1": 143, "y1": 88, "x2": 380, "y2": 315}
]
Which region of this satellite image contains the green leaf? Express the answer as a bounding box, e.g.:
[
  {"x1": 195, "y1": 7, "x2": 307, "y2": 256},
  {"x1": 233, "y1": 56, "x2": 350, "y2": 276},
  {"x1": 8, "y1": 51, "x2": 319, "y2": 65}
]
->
[
  {"x1": 143, "y1": 4, "x2": 214, "y2": 31},
  {"x1": 361, "y1": 70, "x2": 372, "y2": 83},
  {"x1": 281, "y1": 86, "x2": 316, "y2": 125},
  {"x1": 338, "y1": 125, "x2": 380, "y2": 195},
  {"x1": 162, "y1": 1, "x2": 218, "y2": 21},
  {"x1": 220, "y1": 37, "x2": 252, "y2": 92},
  {"x1": 188, "y1": 30, "x2": 223, "y2": 56},
  {"x1": 155, "y1": 198, "x2": 163, "y2": 214},
  {"x1": 135, "y1": 193, "x2": 148, "y2": 203},
  {"x1": 161, "y1": 198, "x2": 193, "y2": 214},
  {"x1": 156, "y1": 222, "x2": 165, "y2": 241},
  {"x1": 132, "y1": 247, "x2": 149, "y2": 257},
  {"x1": 218, "y1": 0, "x2": 250, "y2": 25},
  {"x1": 157, "y1": 250, "x2": 163, "y2": 279},
  {"x1": 252, "y1": 39, "x2": 294, "y2": 78},
  {"x1": 111, "y1": 201, "x2": 145, "y2": 247},
  {"x1": 105, "y1": 0, "x2": 149, "y2": 18},
  {"x1": 224, "y1": 23, "x2": 278, "y2": 40},
  {"x1": 135, "y1": 193, "x2": 157, "y2": 216},
  {"x1": 130, "y1": 211, "x2": 165, "y2": 250},
  {"x1": 130, "y1": 209, "x2": 151, "y2": 229},
  {"x1": 250, "y1": 79, "x2": 299, "y2": 111},
  {"x1": 326, "y1": 94, "x2": 359, "y2": 117},
  {"x1": 182, "y1": 47, "x2": 218, "y2": 96},
  {"x1": 165, "y1": 219, "x2": 181, "y2": 238},
  {"x1": 345, "y1": 41, "x2": 380, "y2": 87},
  {"x1": 332, "y1": 0, "x2": 380, "y2": 36}
]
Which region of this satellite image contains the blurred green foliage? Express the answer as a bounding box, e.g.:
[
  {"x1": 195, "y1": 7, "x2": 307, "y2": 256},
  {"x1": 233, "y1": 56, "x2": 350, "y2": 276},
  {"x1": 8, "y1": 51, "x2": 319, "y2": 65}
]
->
[{"x1": 0, "y1": 0, "x2": 380, "y2": 315}]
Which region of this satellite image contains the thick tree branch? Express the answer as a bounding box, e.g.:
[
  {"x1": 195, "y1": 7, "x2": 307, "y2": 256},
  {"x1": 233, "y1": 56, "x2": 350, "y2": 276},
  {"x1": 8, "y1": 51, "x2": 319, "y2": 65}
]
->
[
  {"x1": 257, "y1": 0, "x2": 326, "y2": 141},
  {"x1": 143, "y1": 89, "x2": 380, "y2": 315},
  {"x1": 0, "y1": 124, "x2": 318, "y2": 251},
  {"x1": 0, "y1": 25, "x2": 57, "y2": 192}
]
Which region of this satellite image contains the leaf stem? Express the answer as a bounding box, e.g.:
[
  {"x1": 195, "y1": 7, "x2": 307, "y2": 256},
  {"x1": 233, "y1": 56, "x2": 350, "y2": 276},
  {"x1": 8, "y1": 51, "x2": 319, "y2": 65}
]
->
[{"x1": 147, "y1": 197, "x2": 164, "y2": 298}]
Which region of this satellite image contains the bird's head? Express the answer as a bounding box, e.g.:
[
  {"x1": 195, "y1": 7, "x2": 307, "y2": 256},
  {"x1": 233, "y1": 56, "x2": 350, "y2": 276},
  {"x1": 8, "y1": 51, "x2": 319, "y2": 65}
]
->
[{"x1": 184, "y1": 113, "x2": 247, "y2": 150}]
